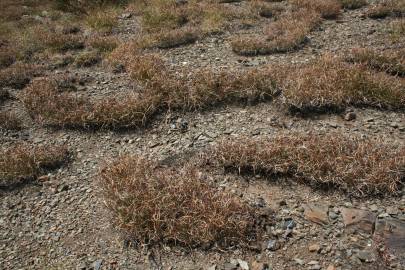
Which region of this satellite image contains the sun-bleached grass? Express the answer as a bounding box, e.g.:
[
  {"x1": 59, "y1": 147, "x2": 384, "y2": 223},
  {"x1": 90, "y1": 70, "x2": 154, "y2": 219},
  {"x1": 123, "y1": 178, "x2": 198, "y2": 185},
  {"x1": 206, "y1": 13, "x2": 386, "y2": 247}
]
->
[
  {"x1": 211, "y1": 133, "x2": 405, "y2": 196},
  {"x1": 339, "y1": 0, "x2": 367, "y2": 10},
  {"x1": 280, "y1": 55, "x2": 405, "y2": 113},
  {"x1": 88, "y1": 35, "x2": 119, "y2": 53},
  {"x1": 22, "y1": 52, "x2": 279, "y2": 129},
  {"x1": 74, "y1": 51, "x2": 101, "y2": 67},
  {"x1": 99, "y1": 155, "x2": 258, "y2": 247},
  {"x1": 347, "y1": 48, "x2": 405, "y2": 77},
  {"x1": 232, "y1": 9, "x2": 321, "y2": 55},
  {"x1": 86, "y1": 8, "x2": 118, "y2": 33},
  {"x1": 0, "y1": 143, "x2": 69, "y2": 187},
  {"x1": 143, "y1": 27, "x2": 200, "y2": 49},
  {"x1": 290, "y1": 0, "x2": 342, "y2": 19},
  {"x1": 367, "y1": 0, "x2": 405, "y2": 19}
]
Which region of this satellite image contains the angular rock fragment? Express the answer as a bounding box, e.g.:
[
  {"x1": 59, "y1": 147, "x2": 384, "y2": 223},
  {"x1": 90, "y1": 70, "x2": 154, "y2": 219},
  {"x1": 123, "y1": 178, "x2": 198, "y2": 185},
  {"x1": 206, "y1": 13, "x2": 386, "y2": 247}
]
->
[{"x1": 340, "y1": 207, "x2": 376, "y2": 234}]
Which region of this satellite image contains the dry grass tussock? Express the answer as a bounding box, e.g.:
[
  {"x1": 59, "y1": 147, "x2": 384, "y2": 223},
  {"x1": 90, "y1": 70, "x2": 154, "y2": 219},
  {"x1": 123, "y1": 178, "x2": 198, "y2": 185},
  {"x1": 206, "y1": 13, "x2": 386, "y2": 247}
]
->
[
  {"x1": 23, "y1": 52, "x2": 279, "y2": 129},
  {"x1": 367, "y1": 0, "x2": 405, "y2": 19},
  {"x1": 211, "y1": 133, "x2": 405, "y2": 196},
  {"x1": 231, "y1": 9, "x2": 321, "y2": 55},
  {"x1": 0, "y1": 62, "x2": 40, "y2": 89},
  {"x1": 0, "y1": 111, "x2": 23, "y2": 130},
  {"x1": 141, "y1": 27, "x2": 200, "y2": 49},
  {"x1": 99, "y1": 155, "x2": 258, "y2": 247},
  {"x1": 0, "y1": 143, "x2": 68, "y2": 187},
  {"x1": 348, "y1": 48, "x2": 405, "y2": 77},
  {"x1": 128, "y1": 0, "x2": 254, "y2": 47},
  {"x1": 290, "y1": 0, "x2": 342, "y2": 19},
  {"x1": 20, "y1": 78, "x2": 158, "y2": 129},
  {"x1": 88, "y1": 35, "x2": 119, "y2": 53},
  {"x1": 280, "y1": 55, "x2": 405, "y2": 113},
  {"x1": 339, "y1": 0, "x2": 367, "y2": 10},
  {"x1": 127, "y1": 53, "x2": 280, "y2": 110}
]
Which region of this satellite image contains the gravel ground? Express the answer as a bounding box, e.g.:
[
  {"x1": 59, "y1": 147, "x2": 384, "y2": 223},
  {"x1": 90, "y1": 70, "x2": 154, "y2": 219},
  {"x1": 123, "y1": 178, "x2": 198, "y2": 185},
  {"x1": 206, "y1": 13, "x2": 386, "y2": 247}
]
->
[{"x1": 1, "y1": 1, "x2": 405, "y2": 269}]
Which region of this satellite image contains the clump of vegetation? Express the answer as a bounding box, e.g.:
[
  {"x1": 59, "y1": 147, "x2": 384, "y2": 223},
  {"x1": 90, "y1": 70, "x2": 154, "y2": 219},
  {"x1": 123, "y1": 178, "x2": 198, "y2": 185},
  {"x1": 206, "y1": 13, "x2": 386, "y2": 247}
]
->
[
  {"x1": 0, "y1": 143, "x2": 69, "y2": 187},
  {"x1": 144, "y1": 27, "x2": 200, "y2": 49},
  {"x1": 22, "y1": 52, "x2": 279, "y2": 129},
  {"x1": 211, "y1": 133, "x2": 405, "y2": 196},
  {"x1": 232, "y1": 9, "x2": 321, "y2": 56},
  {"x1": 347, "y1": 48, "x2": 405, "y2": 77},
  {"x1": 86, "y1": 8, "x2": 119, "y2": 33},
  {"x1": 74, "y1": 51, "x2": 101, "y2": 67},
  {"x1": 88, "y1": 35, "x2": 119, "y2": 53},
  {"x1": 250, "y1": 1, "x2": 285, "y2": 18},
  {"x1": 390, "y1": 19, "x2": 405, "y2": 37},
  {"x1": 0, "y1": 62, "x2": 39, "y2": 89},
  {"x1": 20, "y1": 78, "x2": 158, "y2": 129},
  {"x1": 290, "y1": 0, "x2": 342, "y2": 19},
  {"x1": 367, "y1": 0, "x2": 405, "y2": 19},
  {"x1": 99, "y1": 155, "x2": 258, "y2": 247},
  {"x1": 280, "y1": 55, "x2": 405, "y2": 113},
  {"x1": 339, "y1": 0, "x2": 367, "y2": 10},
  {"x1": 0, "y1": 111, "x2": 23, "y2": 130}
]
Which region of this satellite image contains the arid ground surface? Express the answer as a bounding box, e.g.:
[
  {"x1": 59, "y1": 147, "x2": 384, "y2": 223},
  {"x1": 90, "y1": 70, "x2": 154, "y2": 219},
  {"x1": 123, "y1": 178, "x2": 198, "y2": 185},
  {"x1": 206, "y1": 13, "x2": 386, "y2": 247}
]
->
[{"x1": 1, "y1": 0, "x2": 405, "y2": 269}]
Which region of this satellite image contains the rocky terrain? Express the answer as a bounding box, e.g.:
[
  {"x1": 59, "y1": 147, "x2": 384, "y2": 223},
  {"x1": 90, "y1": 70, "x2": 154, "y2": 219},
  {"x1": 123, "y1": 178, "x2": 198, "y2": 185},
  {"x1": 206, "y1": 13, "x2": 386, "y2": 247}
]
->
[{"x1": 1, "y1": 0, "x2": 404, "y2": 269}]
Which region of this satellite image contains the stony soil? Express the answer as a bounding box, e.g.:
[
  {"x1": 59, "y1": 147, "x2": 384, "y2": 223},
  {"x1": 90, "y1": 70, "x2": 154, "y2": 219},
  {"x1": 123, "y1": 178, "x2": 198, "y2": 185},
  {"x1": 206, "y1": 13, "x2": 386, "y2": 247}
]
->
[{"x1": 1, "y1": 1, "x2": 405, "y2": 270}]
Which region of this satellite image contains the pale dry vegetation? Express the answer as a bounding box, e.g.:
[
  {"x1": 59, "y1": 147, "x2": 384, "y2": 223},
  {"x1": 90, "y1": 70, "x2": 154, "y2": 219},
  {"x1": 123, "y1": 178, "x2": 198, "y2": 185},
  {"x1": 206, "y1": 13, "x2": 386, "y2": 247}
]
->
[
  {"x1": 339, "y1": 0, "x2": 367, "y2": 10},
  {"x1": 211, "y1": 133, "x2": 405, "y2": 196},
  {"x1": 290, "y1": 0, "x2": 342, "y2": 19},
  {"x1": 21, "y1": 52, "x2": 279, "y2": 129},
  {"x1": 280, "y1": 55, "x2": 405, "y2": 113},
  {"x1": 0, "y1": 143, "x2": 69, "y2": 187},
  {"x1": 99, "y1": 155, "x2": 259, "y2": 247},
  {"x1": 20, "y1": 78, "x2": 157, "y2": 129},
  {"x1": 367, "y1": 0, "x2": 405, "y2": 19},
  {"x1": 348, "y1": 48, "x2": 405, "y2": 77},
  {"x1": 231, "y1": 6, "x2": 322, "y2": 56}
]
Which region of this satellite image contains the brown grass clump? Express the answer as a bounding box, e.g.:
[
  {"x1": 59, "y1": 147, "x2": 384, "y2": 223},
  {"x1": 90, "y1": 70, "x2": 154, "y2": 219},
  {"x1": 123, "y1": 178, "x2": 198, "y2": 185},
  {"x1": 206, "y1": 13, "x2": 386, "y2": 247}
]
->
[
  {"x1": 348, "y1": 48, "x2": 405, "y2": 77},
  {"x1": 232, "y1": 9, "x2": 321, "y2": 56},
  {"x1": 250, "y1": 1, "x2": 285, "y2": 18},
  {"x1": 144, "y1": 27, "x2": 200, "y2": 49},
  {"x1": 290, "y1": 0, "x2": 342, "y2": 19},
  {"x1": 211, "y1": 133, "x2": 405, "y2": 196},
  {"x1": 281, "y1": 55, "x2": 405, "y2": 113},
  {"x1": 0, "y1": 62, "x2": 39, "y2": 89},
  {"x1": 20, "y1": 78, "x2": 158, "y2": 129},
  {"x1": 74, "y1": 51, "x2": 101, "y2": 67},
  {"x1": 367, "y1": 0, "x2": 405, "y2": 19},
  {"x1": 86, "y1": 8, "x2": 118, "y2": 33},
  {"x1": 88, "y1": 35, "x2": 119, "y2": 53},
  {"x1": 0, "y1": 111, "x2": 23, "y2": 130},
  {"x1": 0, "y1": 143, "x2": 69, "y2": 187},
  {"x1": 128, "y1": 54, "x2": 280, "y2": 110},
  {"x1": 99, "y1": 155, "x2": 258, "y2": 247},
  {"x1": 339, "y1": 0, "x2": 367, "y2": 10}
]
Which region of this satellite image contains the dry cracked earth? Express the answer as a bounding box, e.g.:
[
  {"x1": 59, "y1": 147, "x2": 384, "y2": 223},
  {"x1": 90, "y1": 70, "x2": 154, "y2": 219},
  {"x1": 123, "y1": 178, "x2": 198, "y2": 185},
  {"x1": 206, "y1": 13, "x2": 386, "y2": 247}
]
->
[{"x1": 1, "y1": 1, "x2": 405, "y2": 270}]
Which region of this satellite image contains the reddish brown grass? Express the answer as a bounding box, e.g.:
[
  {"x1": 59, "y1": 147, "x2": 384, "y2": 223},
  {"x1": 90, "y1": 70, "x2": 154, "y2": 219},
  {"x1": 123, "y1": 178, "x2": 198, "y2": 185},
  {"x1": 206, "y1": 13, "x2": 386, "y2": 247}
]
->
[
  {"x1": 99, "y1": 155, "x2": 258, "y2": 247},
  {"x1": 367, "y1": 0, "x2": 405, "y2": 19},
  {"x1": 347, "y1": 48, "x2": 405, "y2": 77},
  {"x1": 20, "y1": 78, "x2": 158, "y2": 129},
  {"x1": 290, "y1": 0, "x2": 342, "y2": 19},
  {"x1": 211, "y1": 133, "x2": 405, "y2": 196},
  {"x1": 280, "y1": 55, "x2": 405, "y2": 113},
  {"x1": 232, "y1": 9, "x2": 321, "y2": 55},
  {"x1": 0, "y1": 143, "x2": 69, "y2": 187}
]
